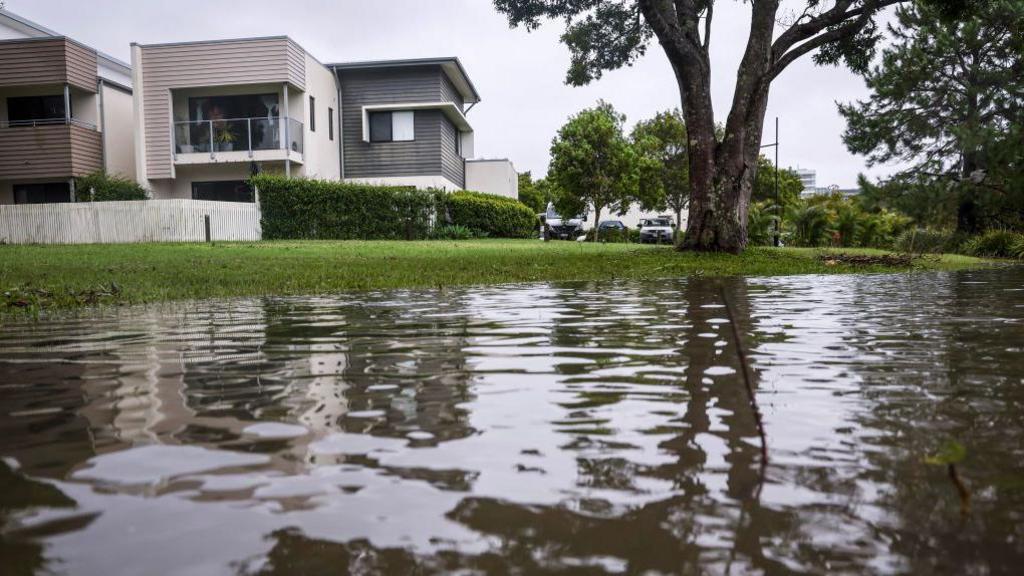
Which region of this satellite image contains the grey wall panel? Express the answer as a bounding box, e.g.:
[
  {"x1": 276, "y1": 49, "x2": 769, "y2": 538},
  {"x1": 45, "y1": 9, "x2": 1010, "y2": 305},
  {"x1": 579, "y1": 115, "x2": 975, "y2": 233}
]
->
[{"x1": 339, "y1": 66, "x2": 465, "y2": 183}]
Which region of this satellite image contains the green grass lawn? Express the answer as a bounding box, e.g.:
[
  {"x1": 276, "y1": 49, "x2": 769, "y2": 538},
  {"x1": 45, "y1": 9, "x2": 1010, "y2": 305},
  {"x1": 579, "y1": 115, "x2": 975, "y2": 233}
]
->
[{"x1": 0, "y1": 240, "x2": 990, "y2": 315}]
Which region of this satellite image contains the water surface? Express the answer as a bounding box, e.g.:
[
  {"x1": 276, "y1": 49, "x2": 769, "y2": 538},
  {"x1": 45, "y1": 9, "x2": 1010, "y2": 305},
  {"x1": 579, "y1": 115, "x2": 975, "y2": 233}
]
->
[{"x1": 2, "y1": 269, "x2": 1023, "y2": 574}]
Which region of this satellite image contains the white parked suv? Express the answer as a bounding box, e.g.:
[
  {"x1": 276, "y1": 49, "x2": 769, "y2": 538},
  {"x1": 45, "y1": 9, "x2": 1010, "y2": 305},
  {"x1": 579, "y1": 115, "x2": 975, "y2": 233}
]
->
[{"x1": 638, "y1": 217, "x2": 676, "y2": 244}]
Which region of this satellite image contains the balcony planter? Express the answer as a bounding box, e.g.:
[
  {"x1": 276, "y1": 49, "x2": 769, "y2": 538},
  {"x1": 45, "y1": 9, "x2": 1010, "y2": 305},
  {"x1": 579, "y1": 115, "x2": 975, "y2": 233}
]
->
[{"x1": 216, "y1": 142, "x2": 235, "y2": 152}]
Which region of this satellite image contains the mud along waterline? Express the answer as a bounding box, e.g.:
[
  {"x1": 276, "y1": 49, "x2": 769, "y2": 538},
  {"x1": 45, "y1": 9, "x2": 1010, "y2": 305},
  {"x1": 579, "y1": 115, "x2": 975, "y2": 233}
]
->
[{"x1": 1, "y1": 269, "x2": 1023, "y2": 574}]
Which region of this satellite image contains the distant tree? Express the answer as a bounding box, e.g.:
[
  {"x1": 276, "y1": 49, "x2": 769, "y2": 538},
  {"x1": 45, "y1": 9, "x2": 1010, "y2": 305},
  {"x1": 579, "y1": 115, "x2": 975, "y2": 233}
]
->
[
  {"x1": 631, "y1": 110, "x2": 689, "y2": 229},
  {"x1": 493, "y1": 0, "x2": 914, "y2": 253},
  {"x1": 517, "y1": 171, "x2": 547, "y2": 213},
  {"x1": 840, "y1": 0, "x2": 1024, "y2": 233},
  {"x1": 548, "y1": 101, "x2": 641, "y2": 241},
  {"x1": 751, "y1": 156, "x2": 804, "y2": 211}
]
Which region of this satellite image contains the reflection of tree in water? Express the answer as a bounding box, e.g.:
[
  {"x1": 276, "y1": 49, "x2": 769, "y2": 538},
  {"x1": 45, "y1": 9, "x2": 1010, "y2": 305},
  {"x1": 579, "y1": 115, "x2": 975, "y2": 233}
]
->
[
  {"x1": 438, "y1": 278, "x2": 803, "y2": 573},
  {"x1": 835, "y1": 270, "x2": 1024, "y2": 573},
  {"x1": 0, "y1": 460, "x2": 85, "y2": 576}
]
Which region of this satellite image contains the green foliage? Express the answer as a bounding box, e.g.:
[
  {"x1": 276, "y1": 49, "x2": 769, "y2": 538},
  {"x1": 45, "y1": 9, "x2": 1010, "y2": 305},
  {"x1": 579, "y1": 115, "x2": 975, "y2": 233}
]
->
[
  {"x1": 74, "y1": 172, "x2": 147, "y2": 202},
  {"x1": 549, "y1": 101, "x2": 643, "y2": 240},
  {"x1": 752, "y1": 156, "x2": 804, "y2": 212},
  {"x1": 840, "y1": 1, "x2": 1024, "y2": 234},
  {"x1": 961, "y1": 230, "x2": 1024, "y2": 258},
  {"x1": 787, "y1": 204, "x2": 833, "y2": 247},
  {"x1": 253, "y1": 175, "x2": 436, "y2": 240},
  {"x1": 746, "y1": 201, "x2": 777, "y2": 247},
  {"x1": 517, "y1": 171, "x2": 547, "y2": 213},
  {"x1": 442, "y1": 191, "x2": 538, "y2": 239},
  {"x1": 924, "y1": 440, "x2": 967, "y2": 466},
  {"x1": 429, "y1": 225, "x2": 475, "y2": 240},
  {"x1": 631, "y1": 109, "x2": 689, "y2": 223},
  {"x1": 894, "y1": 229, "x2": 959, "y2": 254},
  {"x1": 583, "y1": 227, "x2": 639, "y2": 243}
]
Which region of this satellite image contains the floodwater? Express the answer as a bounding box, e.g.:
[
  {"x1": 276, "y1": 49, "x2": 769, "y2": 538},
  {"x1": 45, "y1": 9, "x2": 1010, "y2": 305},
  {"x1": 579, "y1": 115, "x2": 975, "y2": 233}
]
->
[{"x1": 1, "y1": 268, "x2": 1023, "y2": 575}]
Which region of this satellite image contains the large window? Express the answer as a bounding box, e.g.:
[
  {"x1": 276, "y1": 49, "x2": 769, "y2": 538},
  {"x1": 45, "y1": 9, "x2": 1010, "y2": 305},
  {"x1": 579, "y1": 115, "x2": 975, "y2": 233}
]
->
[
  {"x1": 191, "y1": 181, "x2": 254, "y2": 203},
  {"x1": 188, "y1": 94, "x2": 277, "y2": 122},
  {"x1": 13, "y1": 182, "x2": 71, "y2": 204},
  {"x1": 369, "y1": 110, "x2": 415, "y2": 143},
  {"x1": 7, "y1": 95, "x2": 67, "y2": 125}
]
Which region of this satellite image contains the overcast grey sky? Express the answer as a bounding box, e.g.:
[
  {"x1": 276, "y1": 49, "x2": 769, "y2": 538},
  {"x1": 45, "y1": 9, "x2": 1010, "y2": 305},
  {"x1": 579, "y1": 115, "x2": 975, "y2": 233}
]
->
[{"x1": 8, "y1": 0, "x2": 900, "y2": 188}]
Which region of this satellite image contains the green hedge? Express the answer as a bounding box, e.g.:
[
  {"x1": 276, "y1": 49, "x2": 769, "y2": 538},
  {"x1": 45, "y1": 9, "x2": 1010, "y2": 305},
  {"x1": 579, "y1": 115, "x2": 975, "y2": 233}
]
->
[
  {"x1": 441, "y1": 190, "x2": 538, "y2": 238},
  {"x1": 253, "y1": 177, "x2": 538, "y2": 240},
  {"x1": 74, "y1": 171, "x2": 147, "y2": 202},
  {"x1": 253, "y1": 175, "x2": 437, "y2": 240}
]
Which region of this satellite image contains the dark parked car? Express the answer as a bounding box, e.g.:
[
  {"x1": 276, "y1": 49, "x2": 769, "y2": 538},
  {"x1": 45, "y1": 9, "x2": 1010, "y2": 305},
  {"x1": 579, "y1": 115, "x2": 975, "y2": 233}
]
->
[{"x1": 598, "y1": 220, "x2": 626, "y2": 231}]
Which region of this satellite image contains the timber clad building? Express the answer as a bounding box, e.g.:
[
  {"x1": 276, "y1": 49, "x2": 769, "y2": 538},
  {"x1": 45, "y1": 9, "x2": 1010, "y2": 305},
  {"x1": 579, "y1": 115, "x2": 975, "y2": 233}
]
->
[{"x1": 0, "y1": 8, "x2": 518, "y2": 206}]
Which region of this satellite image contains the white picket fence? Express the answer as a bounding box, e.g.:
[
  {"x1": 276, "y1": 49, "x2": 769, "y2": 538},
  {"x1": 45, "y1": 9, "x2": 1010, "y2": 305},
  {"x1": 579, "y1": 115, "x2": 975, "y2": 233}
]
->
[{"x1": 0, "y1": 200, "x2": 261, "y2": 244}]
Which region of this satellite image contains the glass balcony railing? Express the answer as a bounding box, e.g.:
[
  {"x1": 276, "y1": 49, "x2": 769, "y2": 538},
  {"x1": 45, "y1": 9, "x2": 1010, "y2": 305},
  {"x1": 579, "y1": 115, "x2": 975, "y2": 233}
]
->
[{"x1": 173, "y1": 117, "x2": 303, "y2": 156}]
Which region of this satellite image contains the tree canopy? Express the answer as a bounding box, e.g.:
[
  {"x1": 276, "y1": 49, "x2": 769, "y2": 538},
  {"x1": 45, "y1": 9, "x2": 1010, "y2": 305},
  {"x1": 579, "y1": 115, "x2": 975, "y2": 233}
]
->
[
  {"x1": 631, "y1": 110, "x2": 689, "y2": 227},
  {"x1": 548, "y1": 101, "x2": 642, "y2": 240},
  {"x1": 839, "y1": 0, "x2": 1024, "y2": 233},
  {"x1": 493, "y1": 0, "x2": 912, "y2": 252}
]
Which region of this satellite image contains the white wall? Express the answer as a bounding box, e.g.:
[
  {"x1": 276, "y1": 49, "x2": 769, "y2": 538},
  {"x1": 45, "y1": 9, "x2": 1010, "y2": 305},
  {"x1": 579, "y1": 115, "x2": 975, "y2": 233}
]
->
[
  {"x1": 148, "y1": 163, "x2": 266, "y2": 200},
  {"x1": 102, "y1": 83, "x2": 136, "y2": 180},
  {"x1": 297, "y1": 54, "x2": 340, "y2": 181},
  {"x1": 465, "y1": 160, "x2": 518, "y2": 199}
]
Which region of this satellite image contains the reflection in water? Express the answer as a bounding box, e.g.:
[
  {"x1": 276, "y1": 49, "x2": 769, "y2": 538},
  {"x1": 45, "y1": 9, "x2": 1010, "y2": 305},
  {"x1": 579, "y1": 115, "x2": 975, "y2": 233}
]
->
[{"x1": 0, "y1": 269, "x2": 1023, "y2": 574}]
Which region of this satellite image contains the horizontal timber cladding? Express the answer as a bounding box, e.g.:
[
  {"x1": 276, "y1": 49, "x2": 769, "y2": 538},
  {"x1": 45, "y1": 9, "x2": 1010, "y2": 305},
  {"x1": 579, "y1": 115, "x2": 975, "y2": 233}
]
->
[
  {"x1": 339, "y1": 66, "x2": 466, "y2": 183},
  {"x1": 0, "y1": 37, "x2": 98, "y2": 92},
  {"x1": 0, "y1": 123, "x2": 102, "y2": 180},
  {"x1": 139, "y1": 37, "x2": 306, "y2": 179}
]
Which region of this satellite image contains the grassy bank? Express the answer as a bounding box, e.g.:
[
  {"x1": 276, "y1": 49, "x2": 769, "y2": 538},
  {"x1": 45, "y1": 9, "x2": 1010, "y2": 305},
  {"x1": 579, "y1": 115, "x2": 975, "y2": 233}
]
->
[{"x1": 0, "y1": 240, "x2": 989, "y2": 315}]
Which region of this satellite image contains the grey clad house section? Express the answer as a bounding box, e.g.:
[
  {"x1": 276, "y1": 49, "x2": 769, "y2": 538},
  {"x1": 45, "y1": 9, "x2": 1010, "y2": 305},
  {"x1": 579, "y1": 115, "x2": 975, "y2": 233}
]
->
[{"x1": 333, "y1": 59, "x2": 479, "y2": 189}]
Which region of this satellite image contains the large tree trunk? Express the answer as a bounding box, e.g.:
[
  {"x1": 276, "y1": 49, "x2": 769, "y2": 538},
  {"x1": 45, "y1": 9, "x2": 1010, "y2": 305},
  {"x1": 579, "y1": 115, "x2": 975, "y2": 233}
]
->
[
  {"x1": 592, "y1": 204, "x2": 602, "y2": 242},
  {"x1": 639, "y1": 0, "x2": 776, "y2": 253}
]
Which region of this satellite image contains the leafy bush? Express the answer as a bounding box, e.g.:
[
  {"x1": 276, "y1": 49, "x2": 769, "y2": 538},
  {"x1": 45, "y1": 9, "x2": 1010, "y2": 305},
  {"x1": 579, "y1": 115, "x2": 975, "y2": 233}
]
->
[
  {"x1": 787, "y1": 204, "x2": 831, "y2": 247},
  {"x1": 74, "y1": 171, "x2": 146, "y2": 202},
  {"x1": 894, "y1": 228, "x2": 957, "y2": 254},
  {"x1": 584, "y1": 227, "x2": 639, "y2": 243},
  {"x1": 253, "y1": 175, "x2": 436, "y2": 240},
  {"x1": 441, "y1": 191, "x2": 538, "y2": 238},
  {"x1": 961, "y1": 230, "x2": 1024, "y2": 258},
  {"x1": 429, "y1": 225, "x2": 475, "y2": 240},
  {"x1": 747, "y1": 201, "x2": 777, "y2": 246}
]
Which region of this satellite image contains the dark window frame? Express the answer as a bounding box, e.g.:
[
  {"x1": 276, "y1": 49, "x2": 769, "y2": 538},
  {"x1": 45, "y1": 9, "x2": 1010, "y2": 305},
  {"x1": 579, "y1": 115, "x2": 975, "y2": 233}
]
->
[
  {"x1": 13, "y1": 182, "x2": 72, "y2": 204},
  {"x1": 328, "y1": 107, "x2": 334, "y2": 141},
  {"x1": 7, "y1": 95, "x2": 68, "y2": 125},
  {"x1": 369, "y1": 111, "x2": 393, "y2": 143},
  {"x1": 191, "y1": 180, "x2": 255, "y2": 203},
  {"x1": 309, "y1": 96, "x2": 316, "y2": 132}
]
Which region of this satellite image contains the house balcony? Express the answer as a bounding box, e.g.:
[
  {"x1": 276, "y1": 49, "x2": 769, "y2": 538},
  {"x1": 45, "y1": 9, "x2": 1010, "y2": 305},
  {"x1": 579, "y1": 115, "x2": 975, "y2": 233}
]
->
[
  {"x1": 172, "y1": 116, "x2": 304, "y2": 166},
  {"x1": 0, "y1": 118, "x2": 102, "y2": 180}
]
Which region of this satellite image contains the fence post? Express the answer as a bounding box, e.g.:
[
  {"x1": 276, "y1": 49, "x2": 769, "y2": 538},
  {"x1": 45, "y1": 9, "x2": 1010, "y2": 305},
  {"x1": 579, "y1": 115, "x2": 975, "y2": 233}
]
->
[{"x1": 204, "y1": 214, "x2": 211, "y2": 243}]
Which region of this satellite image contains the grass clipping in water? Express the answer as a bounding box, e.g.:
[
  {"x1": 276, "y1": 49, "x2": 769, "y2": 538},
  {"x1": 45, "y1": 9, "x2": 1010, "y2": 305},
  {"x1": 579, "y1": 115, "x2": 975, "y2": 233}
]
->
[{"x1": 818, "y1": 251, "x2": 921, "y2": 267}]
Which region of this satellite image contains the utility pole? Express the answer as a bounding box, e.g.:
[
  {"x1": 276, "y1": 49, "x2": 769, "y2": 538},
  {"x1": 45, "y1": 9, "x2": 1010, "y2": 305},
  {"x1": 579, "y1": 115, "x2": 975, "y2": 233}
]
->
[{"x1": 760, "y1": 117, "x2": 781, "y2": 247}]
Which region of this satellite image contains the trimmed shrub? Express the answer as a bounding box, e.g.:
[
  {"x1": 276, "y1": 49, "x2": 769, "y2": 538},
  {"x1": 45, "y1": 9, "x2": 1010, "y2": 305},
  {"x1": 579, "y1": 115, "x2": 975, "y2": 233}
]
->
[
  {"x1": 253, "y1": 175, "x2": 436, "y2": 240},
  {"x1": 894, "y1": 228, "x2": 957, "y2": 254},
  {"x1": 961, "y1": 230, "x2": 1024, "y2": 258},
  {"x1": 75, "y1": 171, "x2": 146, "y2": 202},
  {"x1": 441, "y1": 191, "x2": 538, "y2": 238}
]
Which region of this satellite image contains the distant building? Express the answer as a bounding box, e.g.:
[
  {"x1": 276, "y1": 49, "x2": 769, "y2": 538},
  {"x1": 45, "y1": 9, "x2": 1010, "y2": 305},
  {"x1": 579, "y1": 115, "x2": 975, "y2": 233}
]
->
[{"x1": 796, "y1": 168, "x2": 816, "y2": 190}]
